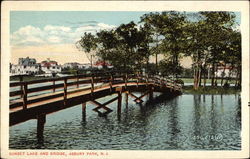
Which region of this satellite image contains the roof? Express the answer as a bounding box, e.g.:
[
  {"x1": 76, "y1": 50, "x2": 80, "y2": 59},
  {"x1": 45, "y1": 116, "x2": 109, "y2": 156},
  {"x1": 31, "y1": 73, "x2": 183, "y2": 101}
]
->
[{"x1": 94, "y1": 61, "x2": 111, "y2": 66}]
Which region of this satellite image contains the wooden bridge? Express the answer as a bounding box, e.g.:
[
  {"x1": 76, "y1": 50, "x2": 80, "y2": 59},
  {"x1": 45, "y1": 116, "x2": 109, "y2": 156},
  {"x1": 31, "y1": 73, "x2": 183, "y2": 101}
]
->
[{"x1": 9, "y1": 71, "x2": 182, "y2": 140}]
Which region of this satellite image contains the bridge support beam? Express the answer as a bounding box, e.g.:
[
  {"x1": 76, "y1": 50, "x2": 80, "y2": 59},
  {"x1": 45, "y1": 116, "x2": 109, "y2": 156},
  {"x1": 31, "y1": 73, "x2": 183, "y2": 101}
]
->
[
  {"x1": 90, "y1": 98, "x2": 114, "y2": 117},
  {"x1": 128, "y1": 90, "x2": 153, "y2": 104},
  {"x1": 37, "y1": 114, "x2": 46, "y2": 142}
]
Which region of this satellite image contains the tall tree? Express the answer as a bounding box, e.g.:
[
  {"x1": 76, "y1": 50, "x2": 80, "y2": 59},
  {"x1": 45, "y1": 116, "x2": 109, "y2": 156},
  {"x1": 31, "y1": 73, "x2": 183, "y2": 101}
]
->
[
  {"x1": 200, "y1": 11, "x2": 236, "y2": 87},
  {"x1": 140, "y1": 12, "x2": 162, "y2": 73},
  {"x1": 141, "y1": 11, "x2": 189, "y2": 78},
  {"x1": 76, "y1": 32, "x2": 97, "y2": 69}
]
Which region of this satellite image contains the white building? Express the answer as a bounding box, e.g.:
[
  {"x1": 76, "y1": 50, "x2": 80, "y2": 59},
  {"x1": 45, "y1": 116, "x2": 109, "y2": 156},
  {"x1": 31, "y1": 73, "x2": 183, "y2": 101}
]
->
[
  {"x1": 40, "y1": 58, "x2": 61, "y2": 75},
  {"x1": 62, "y1": 62, "x2": 91, "y2": 69},
  {"x1": 10, "y1": 64, "x2": 40, "y2": 76},
  {"x1": 10, "y1": 57, "x2": 62, "y2": 77},
  {"x1": 215, "y1": 65, "x2": 237, "y2": 78},
  {"x1": 62, "y1": 62, "x2": 80, "y2": 69},
  {"x1": 10, "y1": 57, "x2": 40, "y2": 76}
]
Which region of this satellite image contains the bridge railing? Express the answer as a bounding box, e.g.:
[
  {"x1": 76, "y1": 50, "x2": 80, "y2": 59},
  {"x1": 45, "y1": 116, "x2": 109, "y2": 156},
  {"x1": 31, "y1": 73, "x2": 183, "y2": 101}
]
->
[{"x1": 9, "y1": 71, "x2": 182, "y2": 110}]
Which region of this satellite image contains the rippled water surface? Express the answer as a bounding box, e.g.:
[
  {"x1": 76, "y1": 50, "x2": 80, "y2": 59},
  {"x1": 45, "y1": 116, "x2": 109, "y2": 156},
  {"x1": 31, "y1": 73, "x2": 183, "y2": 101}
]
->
[{"x1": 9, "y1": 93, "x2": 241, "y2": 150}]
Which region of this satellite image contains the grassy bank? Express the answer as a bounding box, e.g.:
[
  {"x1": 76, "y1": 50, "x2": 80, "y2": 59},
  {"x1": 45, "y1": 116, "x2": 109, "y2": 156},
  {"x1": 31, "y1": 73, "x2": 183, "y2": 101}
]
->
[
  {"x1": 10, "y1": 76, "x2": 51, "y2": 82},
  {"x1": 183, "y1": 85, "x2": 241, "y2": 94},
  {"x1": 181, "y1": 78, "x2": 237, "y2": 85}
]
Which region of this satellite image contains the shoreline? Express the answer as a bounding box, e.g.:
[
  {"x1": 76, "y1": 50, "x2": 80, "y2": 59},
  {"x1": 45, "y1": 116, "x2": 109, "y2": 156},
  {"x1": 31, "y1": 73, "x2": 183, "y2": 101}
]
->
[{"x1": 183, "y1": 85, "x2": 241, "y2": 95}]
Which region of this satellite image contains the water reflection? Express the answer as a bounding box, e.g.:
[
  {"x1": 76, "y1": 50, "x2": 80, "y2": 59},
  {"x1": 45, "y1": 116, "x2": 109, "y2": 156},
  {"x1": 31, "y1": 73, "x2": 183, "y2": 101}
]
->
[{"x1": 10, "y1": 93, "x2": 241, "y2": 150}]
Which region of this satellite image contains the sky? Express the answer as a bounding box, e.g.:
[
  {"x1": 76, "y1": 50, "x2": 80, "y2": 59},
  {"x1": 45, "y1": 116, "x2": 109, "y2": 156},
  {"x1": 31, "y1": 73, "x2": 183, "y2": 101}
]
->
[
  {"x1": 10, "y1": 11, "x2": 150, "y2": 65},
  {"x1": 10, "y1": 11, "x2": 241, "y2": 66}
]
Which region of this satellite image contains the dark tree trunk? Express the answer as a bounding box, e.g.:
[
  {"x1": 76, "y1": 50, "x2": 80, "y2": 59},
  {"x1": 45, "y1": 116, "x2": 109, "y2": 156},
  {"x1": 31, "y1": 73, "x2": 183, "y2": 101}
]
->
[
  {"x1": 199, "y1": 65, "x2": 203, "y2": 87},
  {"x1": 211, "y1": 62, "x2": 215, "y2": 87},
  {"x1": 214, "y1": 64, "x2": 218, "y2": 87},
  {"x1": 220, "y1": 65, "x2": 226, "y2": 87},
  {"x1": 193, "y1": 66, "x2": 197, "y2": 89},
  {"x1": 203, "y1": 68, "x2": 207, "y2": 88}
]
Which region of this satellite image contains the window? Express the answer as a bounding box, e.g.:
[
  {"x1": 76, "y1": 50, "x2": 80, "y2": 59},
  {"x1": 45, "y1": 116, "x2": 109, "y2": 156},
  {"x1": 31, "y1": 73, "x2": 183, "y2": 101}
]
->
[
  {"x1": 53, "y1": 66, "x2": 55, "y2": 69},
  {"x1": 47, "y1": 66, "x2": 50, "y2": 69}
]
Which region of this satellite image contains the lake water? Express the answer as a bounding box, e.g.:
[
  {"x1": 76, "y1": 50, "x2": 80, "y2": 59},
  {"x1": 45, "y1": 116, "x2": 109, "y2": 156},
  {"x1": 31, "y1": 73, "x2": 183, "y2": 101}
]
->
[{"x1": 9, "y1": 92, "x2": 241, "y2": 150}]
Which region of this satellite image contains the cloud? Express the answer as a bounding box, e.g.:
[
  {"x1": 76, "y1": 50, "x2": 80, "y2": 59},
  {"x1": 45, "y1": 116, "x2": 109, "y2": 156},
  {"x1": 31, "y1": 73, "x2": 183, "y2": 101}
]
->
[
  {"x1": 232, "y1": 25, "x2": 241, "y2": 32},
  {"x1": 48, "y1": 36, "x2": 61, "y2": 43},
  {"x1": 65, "y1": 20, "x2": 98, "y2": 25},
  {"x1": 11, "y1": 23, "x2": 116, "y2": 46},
  {"x1": 11, "y1": 25, "x2": 46, "y2": 46}
]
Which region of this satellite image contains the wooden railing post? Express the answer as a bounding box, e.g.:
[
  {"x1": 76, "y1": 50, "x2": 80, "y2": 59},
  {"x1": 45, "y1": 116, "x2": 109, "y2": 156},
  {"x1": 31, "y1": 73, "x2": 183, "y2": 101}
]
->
[
  {"x1": 64, "y1": 78, "x2": 67, "y2": 105},
  {"x1": 91, "y1": 76, "x2": 94, "y2": 95},
  {"x1": 22, "y1": 82, "x2": 27, "y2": 109},
  {"x1": 20, "y1": 76, "x2": 23, "y2": 98},
  {"x1": 173, "y1": 81, "x2": 176, "y2": 91},
  {"x1": 125, "y1": 73, "x2": 128, "y2": 89},
  {"x1": 160, "y1": 79, "x2": 163, "y2": 88},
  {"x1": 136, "y1": 72, "x2": 139, "y2": 87},
  {"x1": 77, "y1": 72, "x2": 79, "y2": 88},
  {"x1": 53, "y1": 80, "x2": 55, "y2": 93},
  {"x1": 109, "y1": 74, "x2": 113, "y2": 92}
]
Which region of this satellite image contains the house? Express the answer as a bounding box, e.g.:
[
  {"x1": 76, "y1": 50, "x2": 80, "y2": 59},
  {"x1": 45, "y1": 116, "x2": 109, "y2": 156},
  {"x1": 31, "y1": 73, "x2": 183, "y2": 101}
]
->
[
  {"x1": 80, "y1": 63, "x2": 91, "y2": 69},
  {"x1": 40, "y1": 58, "x2": 61, "y2": 74},
  {"x1": 18, "y1": 57, "x2": 36, "y2": 65},
  {"x1": 215, "y1": 65, "x2": 237, "y2": 78},
  {"x1": 93, "y1": 61, "x2": 113, "y2": 69},
  {"x1": 62, "y1": 62, "x2": 80, "y2": 69},
  {"x1": 10, "y1": 64, "x2": 40, "y2": 76},
  {"x1": 10, "y1": 57, "x2": 41, "y2": 76},
  {"x1": 62, "y1": 62, "x2": 91, "y2": 69}
]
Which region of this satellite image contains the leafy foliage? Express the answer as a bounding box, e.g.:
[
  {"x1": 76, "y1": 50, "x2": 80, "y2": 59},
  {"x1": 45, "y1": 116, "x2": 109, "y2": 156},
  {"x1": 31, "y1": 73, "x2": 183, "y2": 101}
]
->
[{"x1": 76, "y1": 11, "x2": 241, "y2": 88}]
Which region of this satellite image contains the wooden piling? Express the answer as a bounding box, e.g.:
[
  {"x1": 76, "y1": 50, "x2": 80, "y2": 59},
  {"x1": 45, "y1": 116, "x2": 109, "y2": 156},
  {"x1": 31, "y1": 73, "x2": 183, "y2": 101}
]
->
[
  {"x1": 125, "y1": 91, "x2": 128, "y2": 109},
  {"x1": 149, "y1": 87, "x2": 153, "y2": 101},
  {"x1": 117, "y1": 91, "x2": 122, "y2": 120},
  {"x1": 37, "y1": 114, "x2": 46, "y2": 140},
  {"x1": 82, "y1": 103, "x2": 86, "y2": 121}
]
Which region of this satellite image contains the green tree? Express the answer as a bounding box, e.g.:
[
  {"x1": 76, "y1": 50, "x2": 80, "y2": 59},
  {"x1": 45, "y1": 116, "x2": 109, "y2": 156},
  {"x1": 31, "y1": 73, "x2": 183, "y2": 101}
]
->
[
  {"x1": 185, "y1": 11, "x2": 237, "y2": 89},
  {"x1": 158, "y1": 59, "x2": 183, "y2": 78},
  {"x1": 140, "y1": 12, "x2": 162, "y2": 73},
  {"x1": 141, "y1": 11, "x2": 189, "y2": 78},
  {"x1": 76, "y1": 32, "x2": 97, "y2": 69},
  {"x1": 200, "y1": 11, "x2": 236, "y2": 87}
]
